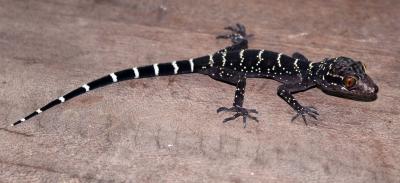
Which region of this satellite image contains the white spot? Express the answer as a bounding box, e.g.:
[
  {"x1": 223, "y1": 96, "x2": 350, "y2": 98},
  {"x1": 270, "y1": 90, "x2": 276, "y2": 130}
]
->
[
  {"x1": 294, "y1": 62, "x2": 299, "y2": 71},
  {"x1": 209, "y1": 54, "x2": 214, "y2": 66},
  {"x1": 239, "y1": 49, "x2": 245, "y2": 64},
  {"x1": 36, "y1": 109, "x2": 42, "y2": 114},
  {"x1": 221, "y1": 51, "x2": 227, "y2": 67},
  {"x1": 172, "y1": 61, "x2": 179, "y2": 74},
  {"x1": 307, "y1": 62, "x2": 314, "y2": 75},
  {"x1": 277, "y1": 53, "x2": 282, "y2": 67},
  {"x1": 153, "y1": 64, "x2": 159, "y2": 76},
  {"x1": 59, "y1": 96, "x2": 65, "y2": 103},
  {"x1": 20, "y1": 118, "x2": 26, "y2": 122},
  {"x1": 82, "y1": 84, "x2": 90, "y2": 92},
  {"x1": 240, "y1": 50, "x2": 245, "y2": 60},
  {"x1": 189, "y1": 59, "x2": 194, "y2": 72},
  {"x1": 168, "y1": 144, "x2": 173, "y2": 147},
  {"x1": 256, "y1": 50, "x2": 264, "y2": 66},
  {"x1": 110, "y1": 73, "x2": 118, "y2": 82}
]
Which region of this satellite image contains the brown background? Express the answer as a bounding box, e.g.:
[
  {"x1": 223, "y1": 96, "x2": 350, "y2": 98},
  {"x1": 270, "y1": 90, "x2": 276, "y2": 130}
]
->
[{"x1": 0, "y1": 0, "x2": 399, "y2": 182}]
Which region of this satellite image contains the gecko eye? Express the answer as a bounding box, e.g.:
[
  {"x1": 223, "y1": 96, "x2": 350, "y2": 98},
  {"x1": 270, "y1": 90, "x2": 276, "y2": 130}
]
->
[{"x1": 343, "y1": 76, "x2": 357, "y2": 88}]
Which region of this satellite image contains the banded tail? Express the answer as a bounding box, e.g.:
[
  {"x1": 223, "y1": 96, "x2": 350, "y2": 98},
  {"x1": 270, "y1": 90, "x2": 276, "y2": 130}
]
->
[{"x1": 12, "y1": 56, "x2": 211, "y2": 126}]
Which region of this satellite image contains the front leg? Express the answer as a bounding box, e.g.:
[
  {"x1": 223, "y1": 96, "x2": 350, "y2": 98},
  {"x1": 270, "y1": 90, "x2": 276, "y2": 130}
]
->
[
  {"x1": 216, "y1": 74, "x2": 259, "y2": 128},
  {"x1": 277, "y1": 82, "x2": 319, "y2": 125}
]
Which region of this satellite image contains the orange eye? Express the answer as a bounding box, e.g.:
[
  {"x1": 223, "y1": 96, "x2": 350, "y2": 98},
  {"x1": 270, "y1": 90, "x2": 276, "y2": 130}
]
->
[{"x1": 344, "y1": 76, "x2": 357, "y2": 88}]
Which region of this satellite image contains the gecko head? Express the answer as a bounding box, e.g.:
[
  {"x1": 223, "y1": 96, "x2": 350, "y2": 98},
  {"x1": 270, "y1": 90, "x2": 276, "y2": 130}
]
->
[{"x1": 317, "y1": 56, "x2": 379, "y2": 101}]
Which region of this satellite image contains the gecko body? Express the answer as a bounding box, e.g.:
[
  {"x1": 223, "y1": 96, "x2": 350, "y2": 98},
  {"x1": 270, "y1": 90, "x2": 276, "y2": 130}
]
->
[{"x1": 13, "y1": 24, "x2": 379, "y2": 127}]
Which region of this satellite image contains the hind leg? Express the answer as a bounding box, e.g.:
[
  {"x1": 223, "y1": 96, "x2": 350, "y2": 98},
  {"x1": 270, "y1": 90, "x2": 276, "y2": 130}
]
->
[
  {"x1": 200, "y1": 67, "x2": 259, "y2": 128},
  {"x1": 216, "y1": 74, "x2": 259, "y2": 128},
  {"x1": 216, "y1": 23, "x2": 253, "y2": 52}
]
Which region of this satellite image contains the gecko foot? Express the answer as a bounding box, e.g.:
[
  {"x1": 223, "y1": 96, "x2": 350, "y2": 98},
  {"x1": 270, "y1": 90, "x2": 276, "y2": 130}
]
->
[
  {"x1": 216, "y1": 23, "x2": 253, "y2": 44},
  {"x1": 291, "y1": 106, "x2": 319, "y2": 126},
  {"x1": 217, "y1": 105, "x2": 259, "y2": 128}
]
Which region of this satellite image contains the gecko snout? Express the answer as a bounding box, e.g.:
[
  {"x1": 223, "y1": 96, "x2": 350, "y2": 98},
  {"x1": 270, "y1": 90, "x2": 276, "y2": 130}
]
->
[{"x1": 373, "y1": 84, "x2": 379, "y2": 93}]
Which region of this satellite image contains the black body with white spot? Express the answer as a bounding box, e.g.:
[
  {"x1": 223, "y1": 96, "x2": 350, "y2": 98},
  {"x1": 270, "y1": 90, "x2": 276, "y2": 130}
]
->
[{"x1": 13, "y1": 24, "x2": 379, "y2": 127}]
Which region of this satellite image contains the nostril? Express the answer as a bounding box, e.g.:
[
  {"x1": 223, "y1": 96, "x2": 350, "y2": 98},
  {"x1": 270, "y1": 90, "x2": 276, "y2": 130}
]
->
[{"x1": 374, "y1": 85, "x2": 379, "y2": 93}]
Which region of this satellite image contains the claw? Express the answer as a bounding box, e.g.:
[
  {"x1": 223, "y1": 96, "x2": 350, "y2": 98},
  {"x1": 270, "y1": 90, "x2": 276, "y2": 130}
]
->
[
  {"x1": 307, "y1": 106, "x2": 319, "y2": 115},
  {"x1": 247, "y1": 115, "x2": 259, "y2": 123},
  {"x1": 217, "y1": 105, "x2": 259, "y2": 127},
  {"x1": 309, "y1": 113, "x2": 318, "y2": 120},
  {"x1": 309, "y1": 106, "x2": 317, "y2": 110},
  {"x1": 237, "y1": 23, "x2": 244, "y2": 29},
  {"x1": 223, "y1": 113, "x2": 241, "y2": 123},
  {"x1": 302, "y1": 115, "x2": 308, "y2": 126},
  {"x1": 245, "y1": 109, "x2": 258, "y2": 114},
  {"x1": 216, "y1": 35, "x2": 229, "y2": 39},
  {"x1": 291, "y1": 106, "x2": 319, "y2": 125},
  {"x1": 224, "y1": 23, "x2": 246, "y2": 34},
  {"x1": 217, "y1": 107, "x2": 230, "y2": 113},
  {"x1": 291, "y1": 113, "x2": 300, "y2": 122},
  {"x1": 243, "y1": 116, "x2": 247, "y2": 128}
]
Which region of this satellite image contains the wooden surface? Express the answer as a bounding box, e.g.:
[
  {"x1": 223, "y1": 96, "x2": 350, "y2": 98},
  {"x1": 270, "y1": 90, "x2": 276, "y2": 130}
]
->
[{"x1": 0, "y1": 0, "x2": 399, "y2": 182}]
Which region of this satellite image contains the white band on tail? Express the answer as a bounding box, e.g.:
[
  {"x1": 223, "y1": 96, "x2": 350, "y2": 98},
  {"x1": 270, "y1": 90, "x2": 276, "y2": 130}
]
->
[
  {"x1": 110, "y1": 73, "x2": 118, "y2": 82},
  {"x1": 172, "y1": 61, "x2": 179, "y2": 74},
  {"x1": 153, "y1": 64, "x2": 159, "y2": 76},
  {"x1": 133, "y1": 67, "x2": 139, "y2": 78},
  {"x1": 82, "y1": 84, "x2": 90, "y2": 92}
]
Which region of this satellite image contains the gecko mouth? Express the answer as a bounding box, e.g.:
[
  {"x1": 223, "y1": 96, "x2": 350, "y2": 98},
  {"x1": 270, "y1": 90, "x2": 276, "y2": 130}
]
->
[{"x1": 321, "y1": 90, "x2": 378, "y2": 102}]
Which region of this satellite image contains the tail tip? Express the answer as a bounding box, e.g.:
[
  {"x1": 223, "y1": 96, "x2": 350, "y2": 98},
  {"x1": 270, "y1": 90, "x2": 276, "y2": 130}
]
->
[{"x1": 12, "y1": 119, "x2": 24, "y2": 127}]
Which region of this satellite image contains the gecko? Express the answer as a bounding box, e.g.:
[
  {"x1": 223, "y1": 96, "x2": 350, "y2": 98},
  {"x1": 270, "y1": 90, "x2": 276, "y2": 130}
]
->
[{"x1": 12, "y1": 24, "x2": 379, "y2": 127}]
